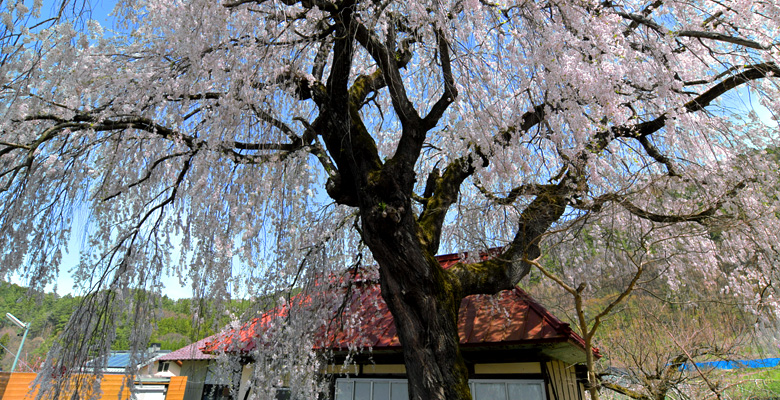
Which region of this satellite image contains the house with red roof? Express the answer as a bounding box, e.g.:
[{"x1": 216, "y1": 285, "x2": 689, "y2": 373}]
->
[
  {"x1": 165, "y1": 251, "x2": 596, "y2": 400},
  {"x1": 154, "y1": 336, "x2": 226, "y2": 400}
]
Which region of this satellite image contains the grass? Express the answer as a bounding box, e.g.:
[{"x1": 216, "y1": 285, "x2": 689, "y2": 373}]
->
[{"x1": 722, "y1": 366, "x2": 780, "y2": 399}]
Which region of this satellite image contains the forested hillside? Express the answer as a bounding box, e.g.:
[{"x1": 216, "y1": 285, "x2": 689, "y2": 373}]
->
[{"x1": 0, "y1": 282, "x2": 253, "y2": 372}]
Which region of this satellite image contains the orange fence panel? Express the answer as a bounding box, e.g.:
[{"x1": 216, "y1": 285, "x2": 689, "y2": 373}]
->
[{"x1": 0, "y1": 373, "x2": 185, "y2": 400}]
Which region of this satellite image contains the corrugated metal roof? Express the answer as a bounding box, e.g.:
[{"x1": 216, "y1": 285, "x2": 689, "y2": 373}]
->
[
  {"x1": 85, "y1": 350, "x2": 171, "y2": 370},
  {"x1": 202, "y1": 251, "x2": 595, "y2": 359},
  {"x1": 106, "y1": 353, "x2": 132, "y2": 368}
]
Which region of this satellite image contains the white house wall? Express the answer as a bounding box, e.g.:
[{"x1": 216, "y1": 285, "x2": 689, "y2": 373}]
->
[{"x1": 178, "y1": 360, "x2": 211, "y2": 400}]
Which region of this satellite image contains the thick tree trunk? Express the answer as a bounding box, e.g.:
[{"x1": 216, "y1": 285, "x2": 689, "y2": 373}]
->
[
  {"x1": 379, "y1": 266, "x2": 471, "y2": 400},
  {"x1": 362, "y1": 220, "x2": 472, "y2": 400}
]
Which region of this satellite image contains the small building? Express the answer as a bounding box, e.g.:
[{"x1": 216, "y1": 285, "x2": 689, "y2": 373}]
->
[
  {"x1": 154, "y1": 336, "x2": 236, "y2": 400},
  {"x1": 85, "y1": 344, "x2": 171, "y2": 376},
  {"x1": 0, "y1": 372, "x2": 187, "y2": 400},
  {"x1": 77, "y1": 344, "x2": 182, "y2": 399},
  {"x1": 195, "y1": 251, "x2": 598, "y2": 400},
  {"x1": 316, "y1": 285, "x2": 592, "y2": 400}
]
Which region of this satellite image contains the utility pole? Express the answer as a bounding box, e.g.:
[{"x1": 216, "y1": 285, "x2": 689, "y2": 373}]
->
[{"x1": 6, "y1": 313, "x2": 29, "y2": 373}]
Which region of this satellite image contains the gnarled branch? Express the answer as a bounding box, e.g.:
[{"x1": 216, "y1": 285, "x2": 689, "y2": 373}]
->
[
  {"x1": 422, "y1": 28, "x2": 458, "y2": 131},
  {"x1": 474, "y1": 181, "x2": 555, "y2": 205}
]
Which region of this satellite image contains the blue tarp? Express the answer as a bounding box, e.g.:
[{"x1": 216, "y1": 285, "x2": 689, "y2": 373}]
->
[{"x1": 689, "y1": 358, "x2": 780, "y2": 370}]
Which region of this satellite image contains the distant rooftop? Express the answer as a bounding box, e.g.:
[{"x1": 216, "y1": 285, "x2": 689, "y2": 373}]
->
[
  {"x1": 158, "y1": 336, "x2": 216, "y2": 361},
  {"x1": 86, "y1": 349, "x2": 172, "y2": 373}
]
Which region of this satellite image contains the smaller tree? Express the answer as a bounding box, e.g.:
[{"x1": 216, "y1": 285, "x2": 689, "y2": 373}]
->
[
  {"x1": 0, "y1": 333, "x2": 9, "y2": 361},
  {"x1": 524, "y1": 170, "x2": 780, "y2": 400},
  {"x1": 598, "y1": 300, "x2": 753, "y2": 400}
]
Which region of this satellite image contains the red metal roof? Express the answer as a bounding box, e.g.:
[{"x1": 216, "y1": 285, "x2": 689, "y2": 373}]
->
[
  {"x1": 203, "y1": 251, "x2": 594, "y2": 359},
  {"x1": 159, "y1": 335, "x2": 217, "y2": 361},
  {"x1": 318, "y1": 284, "x2": 588, "y2": 351}
]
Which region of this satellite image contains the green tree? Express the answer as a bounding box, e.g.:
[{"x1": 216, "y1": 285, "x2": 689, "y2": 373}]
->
[{"x1": 0, "y1": 333, "x2": 9, "y2": 360}]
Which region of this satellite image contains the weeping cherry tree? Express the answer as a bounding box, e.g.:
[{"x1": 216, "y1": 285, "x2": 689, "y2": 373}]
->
[{"x1": 1, "y1": 0, "x2": 780, "y2": 399}]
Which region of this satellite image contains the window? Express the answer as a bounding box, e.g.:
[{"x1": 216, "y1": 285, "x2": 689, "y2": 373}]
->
[
  {"x1": 474, "y1": 380, "x2": 546, "y2": 400},
  {"x1": 335, "y1": 379, "x2": 408, "y2": 400},
  {"x1": 201, "y1": 384, "x2": 232, "y2": 400},
  {"x1": 157, "y1": 361, "x2": 170, "y2": 372},
  {"x1": 334, "y1": 378, "x2": 546, "y2": 400}
]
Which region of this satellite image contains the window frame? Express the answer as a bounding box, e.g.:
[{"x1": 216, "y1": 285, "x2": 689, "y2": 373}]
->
[
  {"x1": 157, "y1": 361, "x2": 170, "y2": 373},
  {"x1": 334, "y1": 377, "x2": 547, "y2": 400}
]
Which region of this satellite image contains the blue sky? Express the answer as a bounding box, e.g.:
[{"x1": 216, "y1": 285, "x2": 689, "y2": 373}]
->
[{"x1": 7, "y1": 0, "x2": 194, "y2": 299}]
